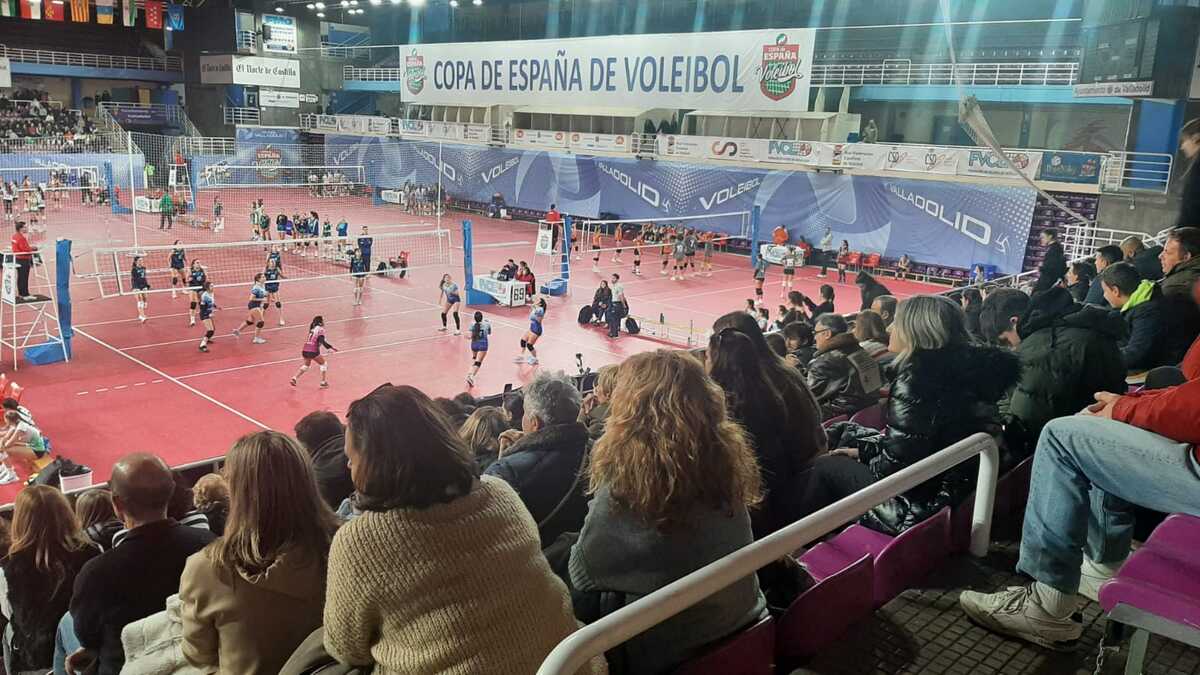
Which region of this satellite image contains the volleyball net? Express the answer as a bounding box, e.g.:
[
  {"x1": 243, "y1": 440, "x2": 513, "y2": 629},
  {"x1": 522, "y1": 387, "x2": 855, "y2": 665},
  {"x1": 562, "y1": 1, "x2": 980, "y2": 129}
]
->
[
  {"x1": 90, "y1": 228, "x2": 452, "y2": 297},
  {"x1": 195, "y1": 164, "x2": 367, "y2": 191}
]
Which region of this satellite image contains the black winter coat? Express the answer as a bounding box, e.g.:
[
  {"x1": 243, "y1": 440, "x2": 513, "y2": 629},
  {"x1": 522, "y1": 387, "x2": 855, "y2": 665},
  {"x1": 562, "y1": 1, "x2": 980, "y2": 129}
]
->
[
  {"x1": 307, "y1": 433, "x2": 354, "y2": 510},
  {"x1": 1131, "y1": 246, "x2": 1165, "y2": 282},
  {"x1": 1158, "y1": 255, "x2": 1200, "y2": 365},
  {"x1": 1006, "y1": 289, "x2": 1127, "y2": 456},
  {"x1": 484, "y1": 422, "x2": 590, "y2": 547},
  {"x1": 859, "y1": 343, "x2": 1020, "y2": 535},
  {"x1": 1034, "y1": 241, "x2": 1067, "y2": 292},
  {"x1": 1120, "y1": 287, "x2": 1170, "y2": 372},
  {"x1": 855, "y1": 273, "x2": 892, "y2": 312},
  {"x1": 2, "y1": 545, "x2": 99, "y2": 670},
  {"x1": 806, "y1": 333, "x2": 883, "y2": 420}
]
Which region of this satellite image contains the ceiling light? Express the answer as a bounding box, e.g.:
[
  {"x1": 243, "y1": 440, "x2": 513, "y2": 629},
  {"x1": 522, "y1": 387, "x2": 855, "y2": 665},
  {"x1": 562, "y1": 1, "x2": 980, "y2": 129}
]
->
[
  {"x1": 340, "y1": 0, "x2": 349, "y2": 6},
  {"x1": 388, "y1": 0, "x2": 401, "y2": 4},
  {"x1": 472, "y1": 0, "x2": 482, "y2": 5},
  {"x1": 274, "y1": 6, "x2": 284, "y2": 11},
  {"x1": 306, "y1": 3, "x2": 314, "y2": 7},
  {"x1": 369, "y1": 0, "x2": 382, "y2": 5},
  {"x1": 449, "y1": 0, "x2": 457, "y2": 5},
  {"x1": 350, "y1": 1, "x2": 358, "y2": 5},
  {"x1": 409, "y1": 0, "x2": 424, "y2": 6},
  {"x1": 314, "y1": 2, "x2": 325, "y2": 7},
  {"x1": 316, "y1": 11, "x2": 325, "y2": 16}
]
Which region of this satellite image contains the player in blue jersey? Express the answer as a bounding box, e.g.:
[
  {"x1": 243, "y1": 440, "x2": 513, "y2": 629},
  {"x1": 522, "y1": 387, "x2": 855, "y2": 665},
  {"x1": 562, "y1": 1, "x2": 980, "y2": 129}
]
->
[
  {"x1": 336, "y1": 218, "x2": 349, "y2": 255},
  {"x1": 516, "y1": 298, "x2": 547, "y2": 366},
  {"x1": 357, "y1": 225, "x2": 373, "y2": 270},
  {"x1": 212, "y1": 196, "x2": 224, "y2": 232},
  {"x1": 197, "y1": 282, "x2": 218, "y2": 352},
  {"x1": 753, "y1": 255, "x2": 768, "y2": 307},
  {"x1": 186, "y1": 260, "x2": 207, "y2": 327},
  {"x1": 263, "y1": 256, "x2": 285, "y2": 326},
  {"x1": 466, "y1": 310, "x2": 491, "y2": 387},
  {"x1": 232, "y1": 273, "x2": 269, "y2": 344},
  {"x1": 438, "y1": 273, "x2": 462, "y2": 335},
  {"x1": 168, "y1": 241, "x2": 186, "y2": 299},
  {"x1": 131, "y1": 255, "x2": 150, "y2": 323},
  {"x1": 350, "y1": 248, "x2": 368, "y2": 306}
]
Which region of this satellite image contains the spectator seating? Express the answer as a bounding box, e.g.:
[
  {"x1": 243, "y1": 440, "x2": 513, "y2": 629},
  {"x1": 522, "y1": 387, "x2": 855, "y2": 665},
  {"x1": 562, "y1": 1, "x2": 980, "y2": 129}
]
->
[
  {"x1": 861, "y1": 252, "x2": 881, "y2": 273},
  {"x1": 775, "y1": 553, "x2": 873, "y2": 667},
  {"x1": 845, "y1": 251, "x2": 862, "y2": 270},
  {"x1": 673, "y1": 615, "x2": 776, "y2": 675},
  {"x1": 848, "y1": 402, "x2": 886, "y2": 430},
  {"x1": 1098, "y1": 513, "x2": 1200, "y2": 673},
  {"x1": 798, "y1": 506, "x2": 952, "y2": 609},
  {"x1": 950, "y1": 456, "x2": 1032, "y2": 553}
]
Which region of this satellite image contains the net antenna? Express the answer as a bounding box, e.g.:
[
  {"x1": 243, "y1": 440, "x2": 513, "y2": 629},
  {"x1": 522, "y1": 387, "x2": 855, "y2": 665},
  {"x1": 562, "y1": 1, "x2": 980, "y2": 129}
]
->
[{"x1": 939, "y1": 0, "x2": 1095, "y2": 231}]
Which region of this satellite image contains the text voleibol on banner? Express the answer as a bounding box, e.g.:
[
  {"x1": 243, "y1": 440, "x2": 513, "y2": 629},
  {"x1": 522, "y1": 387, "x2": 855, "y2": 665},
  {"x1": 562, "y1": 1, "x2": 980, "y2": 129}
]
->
[{"x1": 401, "y1": 28, "x2": 815, "y2": 112}]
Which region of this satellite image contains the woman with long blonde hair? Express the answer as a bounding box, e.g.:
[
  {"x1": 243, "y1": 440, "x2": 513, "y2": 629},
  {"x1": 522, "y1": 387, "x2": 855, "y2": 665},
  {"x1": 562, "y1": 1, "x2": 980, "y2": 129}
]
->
[
  {"x1": 0, "y1": 485, "x2": 99, "y2": 674},
  {"x1": 569, "y1": 349, "x2": 767, "y2": 674},
  {"x1": 179, "y1": 430, "x2": 339, "y2": 674}
]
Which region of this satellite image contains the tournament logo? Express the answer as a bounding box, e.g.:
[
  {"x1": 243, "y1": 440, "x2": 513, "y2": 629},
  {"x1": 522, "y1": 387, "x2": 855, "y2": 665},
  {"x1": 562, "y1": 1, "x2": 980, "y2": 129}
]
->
[
  {"x1": 255, "y1": 146, "x2": 282, "y2": 181},
  {"x1": 711, "y1": 140, "x2": 739, "y2": 156},
  {"x1": 760, "y1": 33, "x2": 803, "y2": 102},
  {"x1": 405, "y1": 50, "x2": 426, "y2": 96}
]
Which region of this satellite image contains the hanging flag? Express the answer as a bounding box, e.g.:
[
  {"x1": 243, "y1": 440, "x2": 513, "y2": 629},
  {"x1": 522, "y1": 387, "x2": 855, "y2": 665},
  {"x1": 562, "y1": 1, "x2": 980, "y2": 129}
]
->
[
  {"x1": 95, "y1": 0, "x2": 111, "y2": 22},
  {"x1": 69, "y1": 0, "x2": 87, "y2": 21},
  {"x1": 143, "y1": 0, "x2": 159, "y2": 27},
  {"x1": 19, "y1": 0, "x2": 42, "y2": 19},
  {"x1": 0, "y1": 0, "x2": 16, "y2": 16},
  {"x1": 43, "y1": 0, "x2": 63, "y2": 20},
  {"x1": 121, "y1": 0, "x2": 134, "y2": 25},
  {"x1": 164, "y1": 2, "x2": 181, "y2": 31}
]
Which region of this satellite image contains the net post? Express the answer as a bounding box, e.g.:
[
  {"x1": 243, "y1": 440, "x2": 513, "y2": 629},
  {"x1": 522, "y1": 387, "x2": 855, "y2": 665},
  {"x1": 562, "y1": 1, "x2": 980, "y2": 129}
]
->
[
  {"x1": 561, "y1": 215, "x2": 572, "y2": 295},
  {"x1": 461, "y1": 219, "x2": 492, "y2": 305},
  {"x1": 749, "y1": 205, "x2": 762, "y2": 268},
  {"x1": 128, "y1": 133, "x2": 140, "y2": 249},
  {"x1": 56, "y1": 238, "x2": 74, "y2": 357}
]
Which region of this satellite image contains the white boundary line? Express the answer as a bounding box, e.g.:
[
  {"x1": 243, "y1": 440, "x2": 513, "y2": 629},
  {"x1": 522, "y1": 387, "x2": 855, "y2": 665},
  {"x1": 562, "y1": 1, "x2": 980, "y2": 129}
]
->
[{"x1": 74, "y1": 327, "x2": 271, "y2": 430}]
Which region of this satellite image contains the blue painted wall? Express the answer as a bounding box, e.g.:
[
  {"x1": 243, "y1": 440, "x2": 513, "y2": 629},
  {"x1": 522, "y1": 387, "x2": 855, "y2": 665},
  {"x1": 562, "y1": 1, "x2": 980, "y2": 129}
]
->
[{"x1": 10, "y1": 62, "x2": 182, "y2": 84}]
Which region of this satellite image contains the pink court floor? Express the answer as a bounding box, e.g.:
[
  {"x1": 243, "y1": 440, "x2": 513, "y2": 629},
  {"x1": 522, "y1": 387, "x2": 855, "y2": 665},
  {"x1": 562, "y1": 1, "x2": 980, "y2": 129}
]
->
[{"x1": 3, "y1": 191, "x2": 945, "y2": 503}]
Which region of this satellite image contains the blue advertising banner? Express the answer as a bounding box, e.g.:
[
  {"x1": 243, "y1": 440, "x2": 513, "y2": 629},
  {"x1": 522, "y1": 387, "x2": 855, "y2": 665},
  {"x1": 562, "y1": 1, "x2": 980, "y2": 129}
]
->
[
  {"x1": 1038, "y1": 151, "x2": 1102, "y2": 185},
  {"x1": 234, "y1": 127, "x2": 300, "y2": 145},
  {"x1": 111, "y1": 107, "x2": 170, "y2": 126},
  {"x1": 325, "y1": 135, "x2": 1037, "y2": 273}
]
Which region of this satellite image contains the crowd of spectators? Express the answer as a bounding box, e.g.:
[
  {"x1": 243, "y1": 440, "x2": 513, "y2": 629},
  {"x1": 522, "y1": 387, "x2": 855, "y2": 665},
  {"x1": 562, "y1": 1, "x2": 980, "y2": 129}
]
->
[
  {"x1": 0, "y1": 219, "x2": 1196, "y2": 672},
  {"x1": 0, "y1": 91, "x2": 99, "y2": 152}
]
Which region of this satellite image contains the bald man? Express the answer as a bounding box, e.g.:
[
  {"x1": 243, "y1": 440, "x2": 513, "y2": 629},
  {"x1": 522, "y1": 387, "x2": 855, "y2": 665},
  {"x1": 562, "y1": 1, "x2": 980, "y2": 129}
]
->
[{"x1": 62, "y1": 453, "x2": 214, "y2": 675}]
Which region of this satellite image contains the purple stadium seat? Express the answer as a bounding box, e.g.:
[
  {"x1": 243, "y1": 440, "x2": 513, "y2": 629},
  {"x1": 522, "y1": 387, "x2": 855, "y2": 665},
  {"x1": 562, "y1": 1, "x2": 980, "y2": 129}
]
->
[
  {"x1": 822, "y1": 414, "x2": 850, "y2": 428},
  {"x1": 799, "y1": 507, "x2": 951, "y2": 608},
  {"x1": 949, "y1": 457, "x2": 1033, "y2": 554},
  {"x1": 672, "y1": 615, "x2": 776, "y2": 675},
  {"x1": 1098, "y1": 514, "x2": 1200, "y2": 671},
  {"x1": 776, "y1": 554, "x2": 873, "y2": 666},
  {"x1": 849, "y1": 402, "x2": 886, "y2": 431}
]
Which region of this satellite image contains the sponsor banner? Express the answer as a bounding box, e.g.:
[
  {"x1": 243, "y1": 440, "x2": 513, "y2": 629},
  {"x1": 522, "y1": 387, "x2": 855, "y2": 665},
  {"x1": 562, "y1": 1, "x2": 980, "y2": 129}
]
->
[
  {"x1": 399, "y1": 119, "x2": 429, "y2": 137},
  {"x1": 829, "y1": 143, "x2": 888, "y2": 171},
  {"x1": 401, "y1": 28, "x2": 815, "y2": 112},
  {"x1": 659, "y1": 134, "x2": 765, "y2": 161},
  {"x1": 882, "y1": 145, "x2": 959, "y2": 175},
  {"x1": 958, "y1": 149, "x2": 1043, "y2": 180},
  {"x1": 1, "y1": 264, "x2": 13, "y2": 304},
  {"x1": 262, "y1": 14, "x2": 298, "y2": 54},
  {"x1": 764, "y1": 139, "x2": 831, "y2": 166},
  {"x1": 235, "y1": 126, "x2": 299, "y2": 145},
  {"x1": 1038, "y1": 151, "x2": 1102, "y2": 185},
  {"x1": 110, "y1": 106, "x2": 169, "y2": 126},
  {"x1": 368, "y1": 117, "x2": 391, "y2": 135},
  {"x1": 1074, "y1": 81, "x2": 1153, "y2": 98},
  {"x1": 199, "y1": 55, "x2": 300, "y2": 88},
  {"x1": 313, "y1": 115, "x2": 338, "y2": 132},
  {"x1": 568, "y1": 132, "x2": 629, "y2": 153},
  {"x1": 324, "y1": 134, "x2": 1036, "y2": 274},
  {"x1": 260, "y1": 89, "x2": 300, "y2": 109},
  {"x1": 758, "y1": 243, "x2": 804, "y2": 265},
  {"x1": 511, "y1": 129, "x2": 568, "y2": 149},
  {"x1": 473, "y1": 274, "x2": 526, "y2": 307},
  {"x1": 0, "y1": 57, "x2": 10, "y2": 89},
  {"x1": 336, "y1": 116, "x2": 367, "y2": 135},
  {"x1": 428, "y1": 122, "x2": 465, "y2": 141},
  {"x1": 134, "y1": 195, "x2": 160, "y2": 213},
  {"x1": 464, "y1": 123, "x2": 490, "y2": 143},
  {"x1": 299, "y1": 93, "x2": 319, "y2": 104},
  {"x1": 380, "y1": 189, "x2": 402, "y2": 205}
]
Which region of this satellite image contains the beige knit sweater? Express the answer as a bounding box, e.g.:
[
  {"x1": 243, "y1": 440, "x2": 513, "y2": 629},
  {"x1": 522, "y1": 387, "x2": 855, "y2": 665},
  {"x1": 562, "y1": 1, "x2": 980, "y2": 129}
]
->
[{"x1": 324, "y1": 476, "x2": 605, "y2": 675}]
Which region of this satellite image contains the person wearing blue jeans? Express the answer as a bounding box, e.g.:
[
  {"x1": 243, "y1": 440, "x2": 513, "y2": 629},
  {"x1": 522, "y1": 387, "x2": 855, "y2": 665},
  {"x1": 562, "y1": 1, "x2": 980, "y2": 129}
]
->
[
  {"x1": 960, "y1": 341, "x2": 1200, "y2": 650},
  {"x1": 53, "y1": 612, "x2": 80, "y2": 675}
]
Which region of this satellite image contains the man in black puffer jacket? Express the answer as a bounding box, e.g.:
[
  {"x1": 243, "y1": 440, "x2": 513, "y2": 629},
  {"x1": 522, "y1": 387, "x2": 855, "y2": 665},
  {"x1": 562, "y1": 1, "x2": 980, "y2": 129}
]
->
[
  {"x1": 485, "y1": 371, "x2": 589, "y2": 548},
  {"x1": 980, "y1": 288, "x2": 1127, "y2": 460},
  {"x1": 806, "y1": 313, "x2": 883, "y2": 420},
  {"x1": 294, "y1": 411, "x2": 354, "y2": 510}
]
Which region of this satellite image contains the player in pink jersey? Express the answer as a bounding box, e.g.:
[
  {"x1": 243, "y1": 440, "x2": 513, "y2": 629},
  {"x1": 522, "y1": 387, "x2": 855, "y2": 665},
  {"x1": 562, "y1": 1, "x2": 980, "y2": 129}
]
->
[{"x1": 291, "y1": 315, "x2": 338, "y2": 388}]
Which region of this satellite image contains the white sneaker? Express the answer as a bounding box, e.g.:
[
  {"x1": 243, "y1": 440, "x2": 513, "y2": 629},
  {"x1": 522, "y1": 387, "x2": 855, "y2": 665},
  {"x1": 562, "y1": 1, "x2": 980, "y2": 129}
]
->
[
  {"x1": 189, "y1": 319, "x2": 196, "y2": 327},
  {"x1": 438, "y1": 327, "x2": 448, "y2": 333},
  {"x1": 959, "y1": 586, "x2": 1082, "y2": 650},
  {"x1": 453, "y1": 329, "x2": 461, "y2": 336},
  {"x1": 138, "y1": 315, "x2": 146, "y2": 323},
  {"x1": 466, "y1": 374, "x2": 475, "y2": 387},
  {"x1": 0, "y1": 470, "x2": 17, "y2": 485},
  {"x1": 1077, "y1": 557, "x2": 1121, "y2": 603},
  {"x1": 526, "y1": 356, "x2": 538, "y2": 365},
  {"x1": 278, "y1": 319, "x2": 285, "y2": 326},
  {"x1": 252, "y1": 337, "x2": 267, "y2": 344}
]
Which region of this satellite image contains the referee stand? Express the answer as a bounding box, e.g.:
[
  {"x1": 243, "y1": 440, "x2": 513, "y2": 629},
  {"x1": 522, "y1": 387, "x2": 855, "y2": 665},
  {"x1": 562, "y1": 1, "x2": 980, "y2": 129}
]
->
[{"x1": 0, "y1": 239, "x2": 70, "y2": 369}]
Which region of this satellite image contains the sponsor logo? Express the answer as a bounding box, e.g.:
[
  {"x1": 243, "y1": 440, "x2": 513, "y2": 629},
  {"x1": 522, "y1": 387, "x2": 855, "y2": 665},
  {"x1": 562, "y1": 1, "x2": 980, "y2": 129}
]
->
[
  {"x1": 255, "y1": 147, "x2": 281, "y2": 181},
  {"x1": 887, "y1": 185, "x2": 992, "y2": 246},
  {"x1": 415, "y1": 146, "x2": 457, "y2": 182},
  {"x1": 768, "y1": 140, "x2": 814, "y2": 159},
  {"x1": 711, "y1": 140, "x2": 739, "y2": 157},
  {"x1": 700, "y1": 178, "x2": 761, "y2": 211},
  {"x1": 967, "y1": 150, "x2": 1030, "y2": 171},
  {"x1": 760, "y1": 33, "x2": 802, "y2": 101},
  {"x1": 480, "y1": 157, "x2": 520, "y2": 184},
  {"x1": 598, "y1": 163, "x2": 666, "y2": 210},
  {"x1": 923, "y1": 151, "x2": 940, "y2": 169},
  {"x1": 405, "y1": 50, "x2": 426, "y2": 96}
]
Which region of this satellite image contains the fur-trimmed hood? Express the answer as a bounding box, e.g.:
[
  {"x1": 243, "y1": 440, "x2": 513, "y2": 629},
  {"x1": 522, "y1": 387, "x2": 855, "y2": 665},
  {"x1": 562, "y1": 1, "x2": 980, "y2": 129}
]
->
[{"x1": 893, "y1": 342, "x2": 1021, "y2": 402}]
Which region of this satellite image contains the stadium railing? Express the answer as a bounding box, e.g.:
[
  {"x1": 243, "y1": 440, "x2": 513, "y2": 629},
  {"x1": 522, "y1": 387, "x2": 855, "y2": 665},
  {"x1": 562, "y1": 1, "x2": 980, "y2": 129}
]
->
[
  {"x1": 223, "y1": 106, "x2": 261, "y2": 126},
  {"x1": 537, "y1": 432, "x2": 1000, "y2": 675},
  {"x1": 0, "y1": 44, "x2": 182, "y2": 73},
  {"x1": 1100, "y1": 151, "x2": 1174, "y2": 194},
  {"x1": 811, "y1": 60, "x2": 1079, "y2": 87},
  {"x1": 343, "y1": 65, "x2": 403, "y2": 82}
]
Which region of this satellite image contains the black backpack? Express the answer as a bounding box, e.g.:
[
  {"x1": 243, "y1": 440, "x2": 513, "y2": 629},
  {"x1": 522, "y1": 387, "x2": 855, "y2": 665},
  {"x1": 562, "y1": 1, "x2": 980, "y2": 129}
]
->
[
  {"x1": 624, "y1": 317, "x2": 640, "y2": 334},
  {"x1": 577, "y1": 305, "x2": 593, "y2": 324}
]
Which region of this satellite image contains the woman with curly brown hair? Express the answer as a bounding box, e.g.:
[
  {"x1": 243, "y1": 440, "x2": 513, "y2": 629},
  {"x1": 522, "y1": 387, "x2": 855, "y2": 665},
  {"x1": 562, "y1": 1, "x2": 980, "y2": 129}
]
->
[{"x1": 568, "y1": 349, "x2": 767, "y2": 674}]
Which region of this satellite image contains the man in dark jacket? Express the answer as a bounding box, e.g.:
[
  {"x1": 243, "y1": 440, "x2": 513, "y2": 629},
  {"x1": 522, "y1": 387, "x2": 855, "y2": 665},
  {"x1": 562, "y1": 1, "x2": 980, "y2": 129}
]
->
[
  {"x1": 854, "y1": 271, "x2": 891, "y2": 312},
  {"x1": 1101, "y1": 262, "x2": 1170, "y2": 372},
  {"x1": 806, "y1": 313, "x2": 883, "y2": 420},
  {"x1": 980, "y1": 288, "x2": 1127, "y2": 458},
  {"x1": 484, "y1": 371, "x2": 589, "y2": 547},
  {"x1": 294, "y1": 411, "x2": 354, "y2": 509},
  {"x1": 800, "y1": 284, "x2": 836, "y2": 324},
  {"x1": 870, "y1": 294, "x2": 898, "y2": 329},
  {"x1": 65, "y1": 454, "x2": 215, "y2": 675},
  {"x1": 1156, "y1": 227, "x2": 1200, "y2": 364},
  {"x1": 1084, "y1": 245, "x2": 1123, "y2": 306},
  {"x1": 1121, "y1": 236, "x2": 1164, "y2": 282},
  {"x1": 1033, "y1": 228, "x2": 1067, "y2": 292}
]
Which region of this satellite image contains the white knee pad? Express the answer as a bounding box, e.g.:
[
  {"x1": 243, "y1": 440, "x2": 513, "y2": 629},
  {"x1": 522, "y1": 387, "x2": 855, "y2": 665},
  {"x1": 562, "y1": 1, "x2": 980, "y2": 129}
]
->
[
  {"x1": 320, "y1": 364, "x2": 328, "y2": 373},
  {"x1": 299, "y1": 365, "x2": 310, "y2": 373}
]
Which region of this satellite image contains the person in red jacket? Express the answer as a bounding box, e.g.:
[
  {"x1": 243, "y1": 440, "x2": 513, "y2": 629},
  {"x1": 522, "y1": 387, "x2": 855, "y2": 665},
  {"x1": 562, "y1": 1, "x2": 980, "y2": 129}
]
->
[
  {"x1": 960, "y1": 324, "x2": 1200, "y2": 650},
  {"x1": 515, "y1": 260, "x2": 536, "y2": 302},
  {"x1": 10, "y1": 221, "x2": 37, "y2": 300}
]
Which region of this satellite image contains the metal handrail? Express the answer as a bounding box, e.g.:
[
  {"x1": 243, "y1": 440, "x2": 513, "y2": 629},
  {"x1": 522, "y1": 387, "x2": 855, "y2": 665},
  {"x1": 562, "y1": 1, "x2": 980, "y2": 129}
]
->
[
  {"x1": 0, "y1": 44, "x2": 182, "y2": 72},
  {"x1": 343, "y1": 65, "x2": 403, "y2": 82},
  {"x1": 1100, "y1": 151, "x2": 1173, "y2": 194},
  {"x1": 537, "y1": 433, "x2": 1000, "y2": 675},
  {"x1": 222, "y1": 106, "x2": 260, "y2": 126},
  {"x1": 812, "y1": 61, "x2": 1078, "y2": 86},
  {"x1": 235, "y1": 30, "x2": 257, "y2": 53}
]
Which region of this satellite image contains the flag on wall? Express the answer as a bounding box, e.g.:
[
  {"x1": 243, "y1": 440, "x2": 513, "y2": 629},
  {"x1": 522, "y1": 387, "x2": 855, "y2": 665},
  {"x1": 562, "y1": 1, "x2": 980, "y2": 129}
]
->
[
  {"x1": 19, "y1": 0, "x2": 42, "y2": 19},
  {"x1": 43, "y1": 0, "x2": 63, "y2": 20},
  {"x1": 143, "y1": 0, "x2": 160, "y2": 27},
  {"x1": 0, "y1": 0, "x2": 16, "y2": 16},
  {"x1": 69, "y1": 0, "x2": 87, "y2": 21},
  {"x1": 95, "y1": 0, "x2": 112, "y2": 22},
  {"x1": 121, "y1": 0, "x2": 134, "y2": 25},
  {"x1": 164, "y1": 2, "x2": 181, "y2": 30}
]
